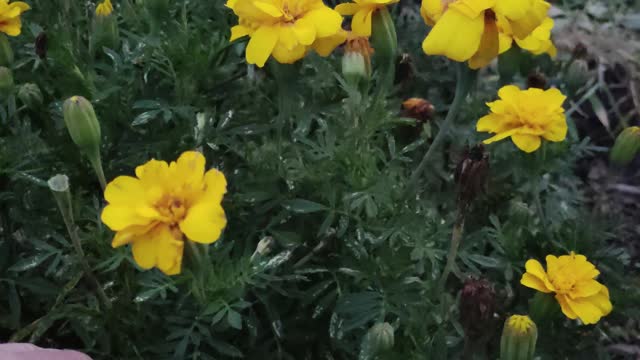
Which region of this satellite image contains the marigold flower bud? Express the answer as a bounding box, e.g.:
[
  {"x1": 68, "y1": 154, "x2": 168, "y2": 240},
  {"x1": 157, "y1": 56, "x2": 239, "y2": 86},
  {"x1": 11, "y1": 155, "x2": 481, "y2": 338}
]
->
[
  {"x1": 0, "y1": 34, "x2": 13, "y2": 66},
  {"x1": 610, "y1": 126, "x2": 640, "y2": 166},
  {"x1": 63, "y1": 96, "x2": 101, "y2": 154},
  {"x1": 526, "y1": 72, "x2": 547, "y2": 90},
  {"x1": 459, "y1": 278, "x2": 496, "y2": 342},
  {"x1": 342, "y1": 37, "x2": 374, "y2": 85},
  {"x1": 454, "y1": 144, "x2": 490, "y2": 210},
  {"x1": 367, "y1": 322, "x2": 394, "y2": 353},
  {"x1": 35, "y1": 32, "x2": 47, "y2": 59},
  {"x1": 371, "y1": 8, "x2": 397, "y2": 70},
  {"x1": 402, "y1": 98, "x2": 435, "y2": 124},
  {"x1": 0, "y1": 66, "x2": 14, "y2": 95},
  {"x1": 565, "y1": 59, "x2": 590, "y2": 94},
  {"x1": 17, "y1": 83, "x2": 43, "y2": 109},
  {"x1": 500, "y1": 315, "x2": 538, "y2": 360}
]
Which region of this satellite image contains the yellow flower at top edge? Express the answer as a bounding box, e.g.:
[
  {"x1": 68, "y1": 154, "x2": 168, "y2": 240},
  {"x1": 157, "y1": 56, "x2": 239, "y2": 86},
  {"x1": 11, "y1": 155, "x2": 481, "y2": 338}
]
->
[
  {"x1": 227, "y1": 0, "x2": 345, "y2": 67},
  {"x1": 0, "y1": 0, "x2": 30, "y2": 37},
  {"x1": 476, "y1": 85, "x2": 567, "y2": 153},
  {"x1": 421, "y1": 0, "x2": 550, "y2": 69},
  {"x1": 520, "y1": 252, "x2": 613, "y2": 325},
  {"x1": 335, "y1": 0, "x2": 399, "y2": 37},
  {"x1": 101, "y1": 151, "x2": 228, "y2": 275},
  {"x1": 96, "y1": 0, "x2": 113, "y2": 17}
]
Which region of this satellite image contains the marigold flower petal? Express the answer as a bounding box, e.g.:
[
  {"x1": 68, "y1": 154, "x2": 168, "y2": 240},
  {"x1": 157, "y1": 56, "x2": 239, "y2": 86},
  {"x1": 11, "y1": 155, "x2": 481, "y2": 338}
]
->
[
  {"x1": 468, "y1": 19, "x2": 500, "y2": 69},
  {"x1": 511, "y1": 134, "x2": 541, "y2": 153},
  {"x1": 335, "y1": 3, "x2": 360, "y2": 15},
  {"x1": 305, "y1": 7, "x2": 343, "y2": 38},
  {"x1": 352, "y1": 9, "x2": 374, "y2": 36},
  {"x1": 422, "y1": 8, "x2": 485, "y2": 62},
  {"x1": 246, "y1": 26, "x2": 279, "y2": 67},
  {"x1": 230, "y1": 25, "x2": 251, "y2": 42}
]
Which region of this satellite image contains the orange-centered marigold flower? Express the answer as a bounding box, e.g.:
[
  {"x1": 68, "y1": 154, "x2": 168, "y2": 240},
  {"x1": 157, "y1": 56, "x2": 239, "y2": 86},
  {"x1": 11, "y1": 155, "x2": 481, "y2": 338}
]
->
[
  {"x1": 227, "y1": 0, "x2": 344, "y2": 67},
  {"x1": 476, "y1": 85, "x2": 567, "y2": 153},
  {"x1": 0, "y1": 0, "x2": 30, "y2": 36},
  {"x1": 421, "y1": 0, "x2": 550, "y2": 68},
  {"x1": 101, "y1": 151, "x2": 227, "y2": 275},
  {"x1": 520, "y1": 252, "x2": 613, "y2": 325},
  {"x1": 335, "y1": 0, "x2": 399, "y2": 37},
  {"x1": 96, "y1": 0, "x2": 113, "y2": 17}
]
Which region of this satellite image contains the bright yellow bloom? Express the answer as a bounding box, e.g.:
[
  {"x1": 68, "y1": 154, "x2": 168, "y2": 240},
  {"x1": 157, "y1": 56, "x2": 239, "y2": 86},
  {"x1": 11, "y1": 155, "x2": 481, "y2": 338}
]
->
[
  {"x1": 0, "y1": 0, "x2": 30, "y2": 37},
  {"x1": 96, "y1": 0, "x2": 113, "y2": 17},
  {"x1": 521, "y1": 252, "x2": 613, "y2": 325},
  {"x1": 476, "y1": 85, "x2": 567, "y2": 153},
  {"x1": 101, "y1": 151, "x2": 227, "y2": 275},
  {"x1": 335, "y1": 0, "x2": 399, "y2": 37},
  {"x1": 505, "y1": 315, "x2": 536, "y2": 334},
  {"x1": 227, "y1": 0, "x2": 344, "y2": 67},
  {"x1": 421, "y1": 0, "x2": 550, "y2": 69},
  {"x1": 501, "y1": 17, "x2": 556, "y2": 57}
]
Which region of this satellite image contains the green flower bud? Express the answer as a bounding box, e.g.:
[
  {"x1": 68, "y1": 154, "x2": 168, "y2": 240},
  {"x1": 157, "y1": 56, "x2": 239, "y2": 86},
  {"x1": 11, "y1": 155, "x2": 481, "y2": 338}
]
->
[
  {"x1": 371, "y1": 7, "x2": 397, "y2": 80},
  {"x1": 500, "y1": 315, "x2": 537, "y2": 360},
  {"x1": 63, "y1": 96, "x2": 106, "y2": 188},
  {"x1": 0, "y1": 34, "x2": 14, "y2": 66},
  {"x1": 63, "y1": 96, "x2": 101, "y2": 154},
  {"x1": 367, "y1": 322, "x2": 394, "y2": 353},
  {"x1": 610, "y1": 126, "x2": 640, "y2": 166},
  {"x1": 17, "y1": 83, "x2": 43, "y2": 109},
  {"x1": 0, "y1": 66, "x2": 14, "y2": 95},
  {"x1": 93, "y1": 15, "x2": 120, "y2": 53},
  {"x1": 565, "y1": 59, "x2": 590, "y2": 95},
  {"x1": 343, "y1": 52, "x2": 367, "y2": 85}
]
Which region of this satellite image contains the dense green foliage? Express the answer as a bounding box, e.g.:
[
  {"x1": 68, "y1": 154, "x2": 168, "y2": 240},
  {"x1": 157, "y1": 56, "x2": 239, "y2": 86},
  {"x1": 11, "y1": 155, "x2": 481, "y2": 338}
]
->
[{"x1": 0, "y1": 1, "x2": 638, "y2": 359}]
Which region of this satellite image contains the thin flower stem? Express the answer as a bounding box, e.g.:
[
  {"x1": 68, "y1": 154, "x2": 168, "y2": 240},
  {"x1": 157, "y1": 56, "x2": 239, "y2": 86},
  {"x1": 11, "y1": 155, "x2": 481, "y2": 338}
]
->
[
  {"x1": 438, "y1": 211, "x2": 466, "y2": 292},
  {"x1": 406, "y1": 63, "x2": 473, "y2": 197},
  {"x1": 53, "y1": 191, "x2": 111, "y2": 309},
  {"x1": 90, "y1": 155, "x2": 107, "y2": 191}
]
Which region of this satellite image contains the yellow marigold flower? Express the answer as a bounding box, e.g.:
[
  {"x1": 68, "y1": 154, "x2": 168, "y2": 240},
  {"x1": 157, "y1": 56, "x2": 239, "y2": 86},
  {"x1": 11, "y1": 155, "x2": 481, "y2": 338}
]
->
[
  {"x1": 520, "y1": 252, "x2": 613, "y2": 325},
  {"x1": 227, "y1": 0, "x2": 344, "y2": 67},
  {"x1": 335, "y1": 0, "x2": 399, "y2": 37},
  {"x1": 96, "y1": 0, "x2": 113, "y2": 17},
  {"x1": 101, "y1": 151, "x2": 227, "y2": 275},
  {"x1": 0, "y1": 0, "x2": 30, "y2": 37},
  {"x1": 476, "y1": 85, "x2": 567, "y2": 153},
  {"x1": 421, "y1": 0, "x2": 550, "y2": 69},
  {"x1": 500, "y1": 17, "x2": 556, "y2": 57}
]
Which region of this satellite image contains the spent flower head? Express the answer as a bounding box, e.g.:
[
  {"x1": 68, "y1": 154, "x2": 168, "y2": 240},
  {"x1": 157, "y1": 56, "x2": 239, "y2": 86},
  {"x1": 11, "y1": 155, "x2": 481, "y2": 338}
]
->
[
  {"x1": 0, "y1": 0, "x2": 30, "y2": 36},
  {"x1": 335, "y1": 0, "x2": 399, "y2": 37},
  {"x1": 227, "y1": 0, "x2": 344, "y2": 67},
  {"x1": 421, "y1": 0, "x2": 550, "y2": 68},
  {"x1": 101, "y1": 151, "x2": 228, "y2": 275},
  {"x1": 520, "y1": 252, "x2": 613, "y2": 325},
  {"x1": 476, "y1": 85, "x2": 567, "y2": 153}
]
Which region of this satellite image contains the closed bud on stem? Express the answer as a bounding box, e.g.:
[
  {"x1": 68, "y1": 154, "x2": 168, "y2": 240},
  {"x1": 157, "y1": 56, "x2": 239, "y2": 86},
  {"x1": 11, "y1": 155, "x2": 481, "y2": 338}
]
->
[
  {"x1": 93, "y1": 15, "x2": 120, "y2": 52},
  {"x1": 610, "y1": 126, "x2": 640, "y2": 166},
  {"x1": 63, "y1": 96, "x2": 106, "y2": 189},
  {"x1": 565, "y1": 59, "x2": 590, "y2": 95},
  {"x1": 402, "y1": 98, "x2": 435, "y2": 124},
  {"x1": 367, "y1": 322, "x2": 394, "y2": 353},
  {"x1": 500, "y1": 315, "x2": 538, "y2": 360},
  {"x1": 18, "y1": 83, "x2": 43, "y2": 109},
  {"x1": 371, "y1": 7, "x2": 397, "y2": 81},
  {"x1": 455, "y1": 144, "x2": 490, "y2": 211},
  {"x1": 342, "y1": 36, "x2": 373, "y2": 86},
  {"x1": 0, "y1": 34, "x2": 14, "y2": 66}
]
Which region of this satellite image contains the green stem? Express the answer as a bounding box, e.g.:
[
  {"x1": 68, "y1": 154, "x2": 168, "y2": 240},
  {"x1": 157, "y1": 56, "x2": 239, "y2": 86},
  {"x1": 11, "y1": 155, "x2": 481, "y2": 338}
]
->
[
  {"x1": 53, "y1": 190, "x2": 111, "y2": 309},
  {"x1": 89, "y1": 154, "x2": 107, "y2": 190},
  {"x1": 406, "y1": 63, "x2": 473, "y2": 197},
  {"x1": 438, "y1": 211, "x2": 465, "y2": 292}
]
